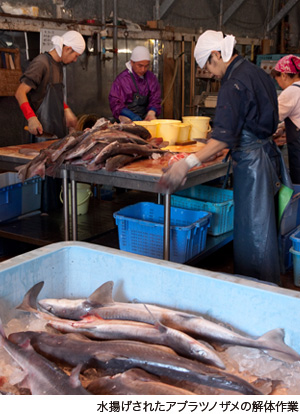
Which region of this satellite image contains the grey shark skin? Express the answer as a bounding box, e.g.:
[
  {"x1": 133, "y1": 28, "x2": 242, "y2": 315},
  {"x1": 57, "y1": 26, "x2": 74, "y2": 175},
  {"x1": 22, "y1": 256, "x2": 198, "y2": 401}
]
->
[
  {"x1": 8, "y1": 330, "x2": 263, "y2": 395},
  {"x1": 17, "y1": 282, "x2": 226, "y2": 369},
  {"x1": 38, "y1": 281, "x2": 300, "y2": 364},
  {"x1": 86, "y1": 368, "x2": 196, "y2": 395},
  {"x1": 0, "y1": 320, "x2": 90, "y2": 395}
]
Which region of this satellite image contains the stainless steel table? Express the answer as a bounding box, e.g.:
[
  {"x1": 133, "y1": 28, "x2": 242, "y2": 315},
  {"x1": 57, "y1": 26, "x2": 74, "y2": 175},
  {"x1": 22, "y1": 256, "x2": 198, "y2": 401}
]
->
[{"x1": 0, "y1": 143, "x2": 231, "y2": 260}]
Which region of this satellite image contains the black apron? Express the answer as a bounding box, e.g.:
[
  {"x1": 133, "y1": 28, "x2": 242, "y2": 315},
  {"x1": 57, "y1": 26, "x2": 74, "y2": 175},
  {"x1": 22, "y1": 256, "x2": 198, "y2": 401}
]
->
[
  {"x1": 36, "y1": 53, "x2": 67, "y2": 139},
  {"x1": 127, "y1": 72, "x2": 149, "y2": 119},
  {"x1": 284, "y1": 84, "x2": 300, "y2": 184},
  {"x1": 36, "y1": 54, "x2": 66, "y2": 213},
  {"x1": 232, "y1": 131, "x2": 292, "y2": 284},
  {"x1": 225, "y1": 58, "x2": 292, "y2": 284}
]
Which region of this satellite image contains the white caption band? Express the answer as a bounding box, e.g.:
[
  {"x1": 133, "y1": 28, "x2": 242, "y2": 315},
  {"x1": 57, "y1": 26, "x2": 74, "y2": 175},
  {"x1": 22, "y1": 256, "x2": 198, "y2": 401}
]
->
[{"x1": 185, "y1": 154, "x2": 202, "y2": 169}]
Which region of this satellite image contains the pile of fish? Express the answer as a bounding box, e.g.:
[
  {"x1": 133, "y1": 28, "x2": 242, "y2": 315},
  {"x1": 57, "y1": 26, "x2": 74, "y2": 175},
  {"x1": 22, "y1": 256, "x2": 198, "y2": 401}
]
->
[
  {"x1": 1, "y1": 280, "x2": 300, "y2": 395},
  {"x1": 16, "y1": 118, "x2": 169, "y2": 182}
]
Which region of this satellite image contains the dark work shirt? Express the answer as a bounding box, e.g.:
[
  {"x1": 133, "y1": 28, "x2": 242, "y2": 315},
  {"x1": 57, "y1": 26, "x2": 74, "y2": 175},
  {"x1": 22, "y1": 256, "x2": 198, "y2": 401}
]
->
[
  {"x1": 20, "y1": 52, "x2": 63, "y2": 112},
  {"x1": 211, "y1": 55, "x2": 279, "y2": 149}
]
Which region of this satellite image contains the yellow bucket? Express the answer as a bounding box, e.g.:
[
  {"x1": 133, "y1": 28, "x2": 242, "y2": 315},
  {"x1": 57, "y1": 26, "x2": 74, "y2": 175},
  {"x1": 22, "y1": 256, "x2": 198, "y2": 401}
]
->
[
  {"x1": 60, "y1": 183, "x2": 93, "y2": 215},
  {"x1": 133, "y1": 120, "x2": 158, "y2": 137},
  {"x1": 156, "y1": 119, "x2": 181, "y2": 145},
  {"x1": 175, "y1": 123, "x2": 191, "y2": 144},
  {"x1": 182, "y1": 116, "x2": 211, "y2": 139}
]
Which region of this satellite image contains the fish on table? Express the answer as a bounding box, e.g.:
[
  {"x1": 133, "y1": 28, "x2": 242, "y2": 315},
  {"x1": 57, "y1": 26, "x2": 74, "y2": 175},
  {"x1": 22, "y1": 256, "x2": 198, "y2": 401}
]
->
[
  {"x1": 15, "y1": 117, "x2": 168, "y2": 181},
  {"x1": 38, "y1": 280, "x2": 300, "y2": 364},
  {"x1": 0, "y1": 319, "x2": 90, "y2": 395},
  {"x1": 8, "y1": 330, "x2": 262, "y2": 395},
  {"x1": 16, "y1": 282, "x2": 226, "y2": 369}
]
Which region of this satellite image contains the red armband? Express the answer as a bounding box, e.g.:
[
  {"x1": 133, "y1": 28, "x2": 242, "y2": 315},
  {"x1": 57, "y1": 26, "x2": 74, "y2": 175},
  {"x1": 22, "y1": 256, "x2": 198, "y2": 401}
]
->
[
  {"x1": 63, "y1": 102, "x2": 69, "y2": 110},
  {"x1": 20, "y1": 102, "x2": 36, "y2": 120}
]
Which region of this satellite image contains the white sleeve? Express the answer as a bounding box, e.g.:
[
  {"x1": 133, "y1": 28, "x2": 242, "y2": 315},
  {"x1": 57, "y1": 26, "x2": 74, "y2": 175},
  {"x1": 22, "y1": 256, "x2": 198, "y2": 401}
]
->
[{"x1": 278, "y1": 87, "x2": 296, "y2": 122}]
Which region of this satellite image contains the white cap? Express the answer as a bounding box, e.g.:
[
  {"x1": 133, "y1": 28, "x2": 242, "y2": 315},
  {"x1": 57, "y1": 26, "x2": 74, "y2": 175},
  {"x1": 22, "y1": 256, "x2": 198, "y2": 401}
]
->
[
  {"x1": 130, "y1": 46, "x2": 150, "y2": 62},
  {"x1": 51, "y1": 30, "x2": 86, "y2": 57},
  {"x1": 194, "y1": 30, "x2": 236, "y2": 68}
]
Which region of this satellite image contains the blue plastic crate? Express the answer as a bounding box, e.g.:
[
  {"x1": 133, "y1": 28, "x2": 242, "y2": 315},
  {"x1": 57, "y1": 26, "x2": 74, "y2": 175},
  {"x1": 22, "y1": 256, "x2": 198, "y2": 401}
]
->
[
  {"x1": 113, "y1": 202, "x2": 211, "y2": 263},
  {"x1": 290, "y1": 247, "x2": 300, "y2": 287},
  {"x1": 172, "y1": 185, "x2": 234, "y2": 236},
  {"x1": 0, "y1": 172, "x2": 22, "y2": 222},
  {"x1": 290, "y1": 226, "x2": 300, "y2": 252},
  {"x1": 279, "y1": 227, "x2": 296, "y2": 273},
  {"x1": 21, "y1": 176, "x2": 42, "y2": 215}
]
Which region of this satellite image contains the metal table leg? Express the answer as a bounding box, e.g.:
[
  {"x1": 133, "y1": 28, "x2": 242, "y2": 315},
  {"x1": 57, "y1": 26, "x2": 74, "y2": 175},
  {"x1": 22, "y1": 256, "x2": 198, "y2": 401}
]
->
[
  {"x1": 62, "y1": 169, "x2": 69, "y2": 241},
  {"x1": 163, "y1": 193, "x2": 171, "y2": 260},
  {"x1": 71, "y1": 179, "x2": 78, "y2": 240}
]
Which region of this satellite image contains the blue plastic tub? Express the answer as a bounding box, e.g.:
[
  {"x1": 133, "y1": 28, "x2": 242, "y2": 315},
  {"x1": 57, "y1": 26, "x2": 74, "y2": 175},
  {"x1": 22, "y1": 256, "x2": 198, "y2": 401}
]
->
[
  {"x1": 21, "y1": 176, "x2": 42, "y2": 215},
  {"x1": 0, "y1": 241, "x2": 300, "y2": 353},
  {"x1": 290, "y1": 247, "x2": 300, "y2": 287},
  {"x1": 0, "y1": 172, "x2": 42, "y2": 222},
  {"x1": 290, "y1": 226, "x2": 300, "y2": 252},
  {"x1": 279, "y1": 227, "x2": 296, "y2": 273},
  {"x1": 0, "y1": 172, "x2": 22, "y2": 222},
  {"x1": 172, "y1": 185, "x2": 234, "y2": 236},
  {"x1": 113, "y1": 202, "x2": 211, "y2": 263}
]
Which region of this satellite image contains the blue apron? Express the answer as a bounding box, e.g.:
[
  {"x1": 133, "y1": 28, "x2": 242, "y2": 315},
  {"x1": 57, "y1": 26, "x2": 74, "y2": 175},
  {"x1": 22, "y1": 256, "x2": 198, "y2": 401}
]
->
[{"x1": 284, "y1": 84, "x2": 300, "y2": 184}]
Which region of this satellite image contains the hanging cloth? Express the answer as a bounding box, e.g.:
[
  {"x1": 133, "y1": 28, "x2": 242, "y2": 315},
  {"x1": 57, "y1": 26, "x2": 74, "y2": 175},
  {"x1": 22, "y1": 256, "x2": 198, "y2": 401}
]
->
[
  {"x1": 127, "y1": 72, "x2": 149, "y2": 119},
  {"x1": 36, "y1": 53, "x2": 67, "y2": 138}
]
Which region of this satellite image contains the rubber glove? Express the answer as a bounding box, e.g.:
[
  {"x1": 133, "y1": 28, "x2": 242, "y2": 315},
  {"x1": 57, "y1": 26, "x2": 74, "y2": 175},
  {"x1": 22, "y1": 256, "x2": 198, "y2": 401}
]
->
[
  {"x1": 157, "y1": 154, "x2": 201, "y2": 194},
  {"x1": 120, "y1": 108, "x2": 142, "y2": 121},
  {"x1": 64, "y1": 107, "x2": 78, "y2": 129},
  {"x1": 28, "y1": 116, "x2": 43, "y2": 136},
  {"x1": 144, "y1": 110, "x2": 156, "y2": 121}
]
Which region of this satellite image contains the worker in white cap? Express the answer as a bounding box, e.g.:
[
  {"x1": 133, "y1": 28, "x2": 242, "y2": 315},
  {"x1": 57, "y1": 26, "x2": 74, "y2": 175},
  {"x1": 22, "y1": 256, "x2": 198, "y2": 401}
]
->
[
  {"x1": 15, "y1": 30, "x2": 86, "y2": 139},
  {"x1": 15, "y1": 30, "x2": 85, "y2": 213},
  {"x1": 158, "y1": 30, "x2": 292, "y2": 286},
  {"x1": 109, "y1": 45, "x2": 161, "y2": 121}
]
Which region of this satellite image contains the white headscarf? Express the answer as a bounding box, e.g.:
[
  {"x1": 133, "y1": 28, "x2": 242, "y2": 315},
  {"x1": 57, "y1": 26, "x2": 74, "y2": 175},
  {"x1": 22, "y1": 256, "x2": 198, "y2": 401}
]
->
[
  {"x1": 126, "y1": 46, "x2": 151, "y2": 73},
  {"x1": 51, "y1": 30, "x2": 86, "y2": 57},
  {"x1": 194, "y1": 30, "x2": 236, "y2": 68}
]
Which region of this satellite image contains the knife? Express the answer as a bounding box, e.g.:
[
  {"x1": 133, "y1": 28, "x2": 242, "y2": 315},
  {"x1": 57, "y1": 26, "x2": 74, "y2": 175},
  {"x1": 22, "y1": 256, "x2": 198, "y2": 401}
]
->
[{"x1": 24, "y1": 126, "x2": 57, "y2": 139}]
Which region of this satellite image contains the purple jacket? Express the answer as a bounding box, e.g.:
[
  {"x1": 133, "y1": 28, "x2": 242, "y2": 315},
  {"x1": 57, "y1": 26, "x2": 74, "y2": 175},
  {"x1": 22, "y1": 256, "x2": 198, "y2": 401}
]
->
[{"x1": 108, "y1": 68, "x2": 161, "y2": 119}]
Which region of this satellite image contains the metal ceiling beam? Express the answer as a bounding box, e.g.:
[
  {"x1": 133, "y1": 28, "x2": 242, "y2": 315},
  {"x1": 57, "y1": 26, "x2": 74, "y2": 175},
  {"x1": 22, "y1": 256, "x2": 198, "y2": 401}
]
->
[
  {"x1": 267, "y1": 0, "x2": 300, "y2": 32},
  {"x1": 222, "y1": 0, "x2": 248, "y2": 25},
  {"x1": 159, "y1": 0, "x2": 177, "y2": 19}
]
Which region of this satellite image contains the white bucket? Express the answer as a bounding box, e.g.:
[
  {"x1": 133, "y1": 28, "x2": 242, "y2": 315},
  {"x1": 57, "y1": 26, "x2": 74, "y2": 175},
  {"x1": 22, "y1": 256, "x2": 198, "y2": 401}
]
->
[
  {"x1": 182, "y1": 116, "x2": 211, "y2": 139},
  {"x1": 60, "y1": 183, "x2": 93, "y2": 215}
]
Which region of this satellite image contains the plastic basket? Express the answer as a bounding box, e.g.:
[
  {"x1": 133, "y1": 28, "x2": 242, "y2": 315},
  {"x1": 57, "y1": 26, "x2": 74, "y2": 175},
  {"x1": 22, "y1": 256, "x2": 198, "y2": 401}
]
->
[
  {"x1": 172, "y1": 185, "x2": 234, "y2": 236},
  {"x1": 113, "y1": 202, "x2": 211, "y2": 263},
  {"x1": 290, "y1": 247, "x2": 300, "y2": 287},
  {"x1": 279, "y1": 227, "x2": 296, "y2": 273},
  {"x1": 290, "y1": 226, "x2": 300, "y2": 252}
]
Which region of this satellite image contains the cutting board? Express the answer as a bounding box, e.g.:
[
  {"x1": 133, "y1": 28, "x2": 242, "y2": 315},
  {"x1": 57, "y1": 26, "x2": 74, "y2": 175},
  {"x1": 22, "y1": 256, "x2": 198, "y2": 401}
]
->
[
  {"x1": 0, "y1": 141, "x2": 56, "y2": 161},
  {"x1": 164, "y1": 141, "x2": 206, "y2": 153}
]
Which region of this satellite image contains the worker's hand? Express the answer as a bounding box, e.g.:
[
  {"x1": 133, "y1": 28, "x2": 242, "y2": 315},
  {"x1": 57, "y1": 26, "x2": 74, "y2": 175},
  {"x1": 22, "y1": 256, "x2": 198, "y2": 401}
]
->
[
  {"x1": 28, "y1": 116, "x2": 43, "y2": 136},
  {"x1": 64, "y1": 107, "x2": 78, "y2": 129},
  {"x1": 157, "y1": 158, "x2": 190, "y2": 194},
  {"x1": 273, "y1": 123, "x2": 285, "y2": 139},
  {"x1": 144, "y1": 110, "x2": 156, "y2": 121}
]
